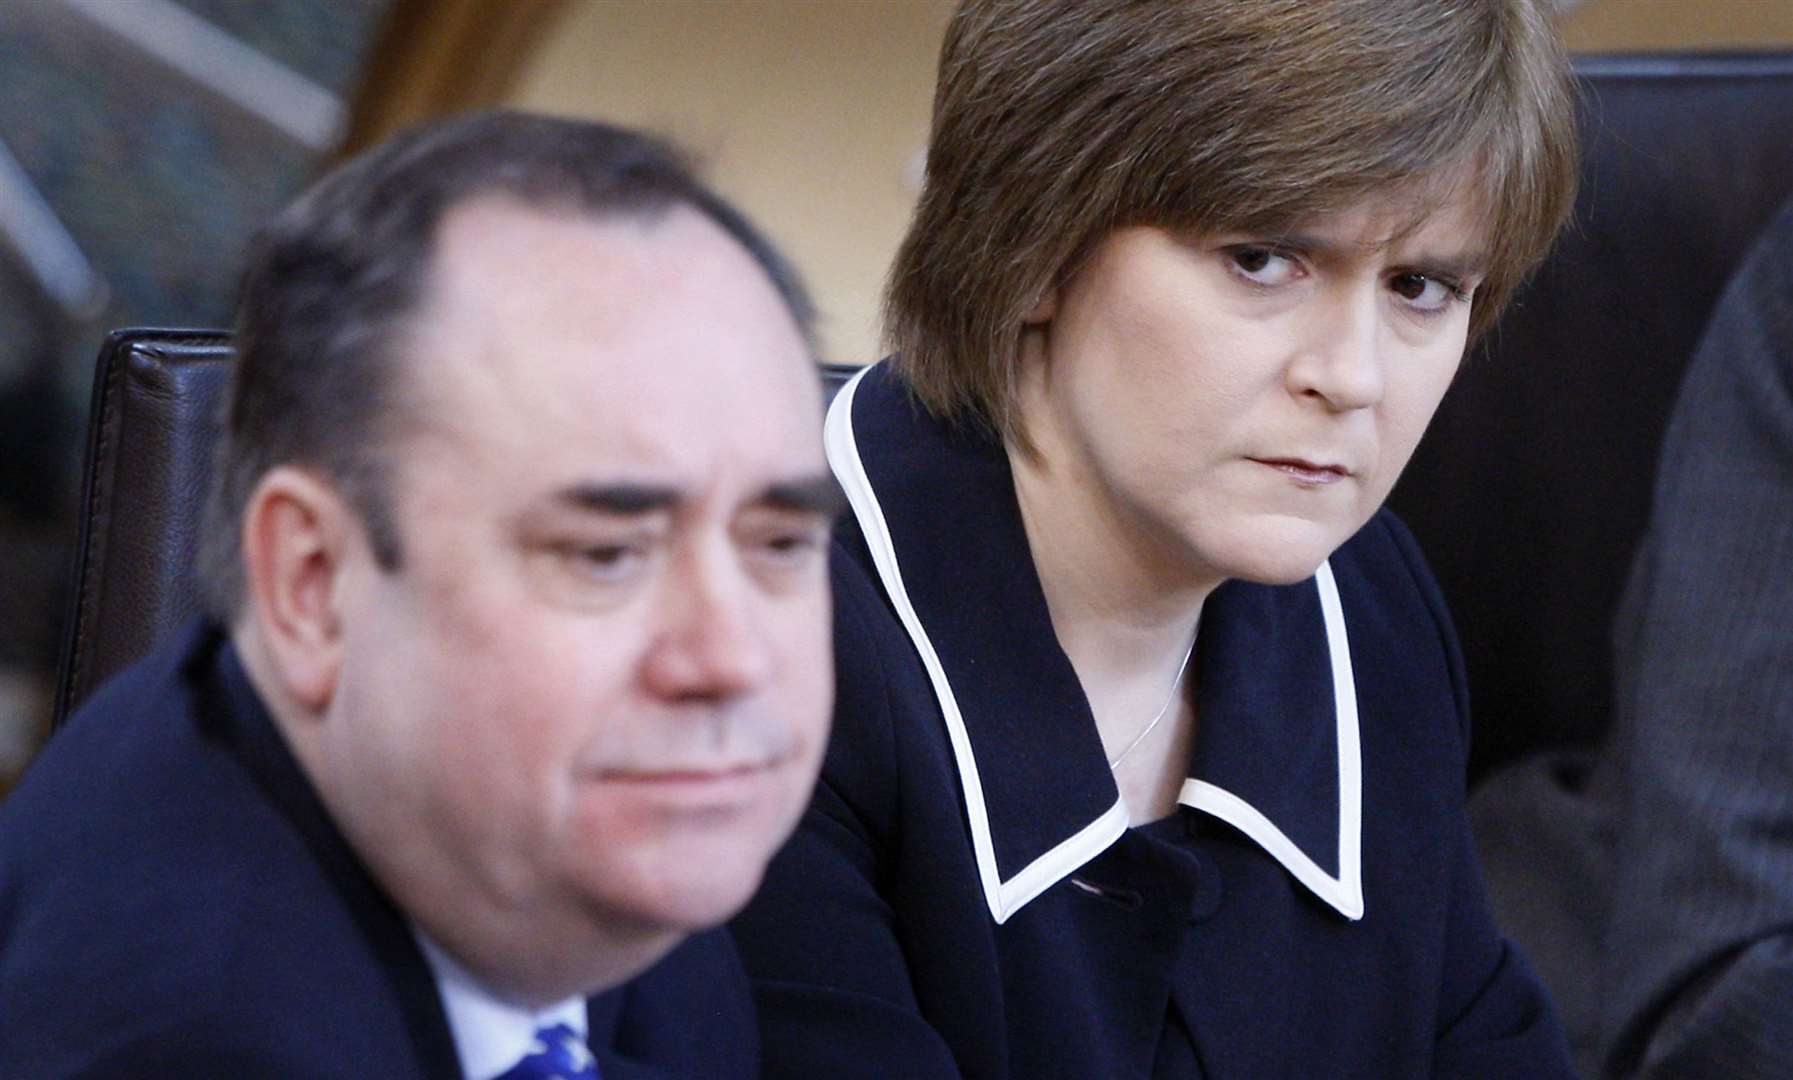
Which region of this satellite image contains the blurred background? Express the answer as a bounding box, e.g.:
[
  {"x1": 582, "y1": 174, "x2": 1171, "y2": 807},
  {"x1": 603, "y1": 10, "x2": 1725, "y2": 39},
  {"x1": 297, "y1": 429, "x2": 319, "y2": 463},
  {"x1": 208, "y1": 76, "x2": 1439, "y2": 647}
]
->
[{"x1": 1, "y1": 0, "x2": 1790, "y2": 791}]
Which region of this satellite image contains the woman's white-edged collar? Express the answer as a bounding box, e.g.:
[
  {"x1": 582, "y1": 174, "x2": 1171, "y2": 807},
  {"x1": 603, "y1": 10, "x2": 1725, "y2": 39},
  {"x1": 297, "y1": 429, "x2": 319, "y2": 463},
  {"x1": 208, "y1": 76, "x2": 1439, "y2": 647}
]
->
[{"x1": 825, "y1": 362, "x2": 1364, "y2": 924}]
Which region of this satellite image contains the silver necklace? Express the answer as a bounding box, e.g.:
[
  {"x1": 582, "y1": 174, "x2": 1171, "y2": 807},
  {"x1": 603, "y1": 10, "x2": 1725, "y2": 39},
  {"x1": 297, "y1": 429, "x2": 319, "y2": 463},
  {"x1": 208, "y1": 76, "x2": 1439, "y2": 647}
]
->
[{"x1": 1105, "y1": 637, "x2": 1196, "y2": 769}]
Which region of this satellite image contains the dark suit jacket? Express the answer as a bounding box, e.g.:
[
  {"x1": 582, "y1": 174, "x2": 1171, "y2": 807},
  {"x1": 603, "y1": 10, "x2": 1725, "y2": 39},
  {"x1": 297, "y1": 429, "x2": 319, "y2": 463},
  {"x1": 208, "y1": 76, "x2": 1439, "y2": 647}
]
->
[
  {"x1": 0, "y1": 621, "x2": 757, "y2": 1078},
  {"x1": 1474, "y1": 195, "x2": 1793, "y2": 1079},
  {"x1": 731, "y1": 362, "x2": 1571, "y2": 1078}
]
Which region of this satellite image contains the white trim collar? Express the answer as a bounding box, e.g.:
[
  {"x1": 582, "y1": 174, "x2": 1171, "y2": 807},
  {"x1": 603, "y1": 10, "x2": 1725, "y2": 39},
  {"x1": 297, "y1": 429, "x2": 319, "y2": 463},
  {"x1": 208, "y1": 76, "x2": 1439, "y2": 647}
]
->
[
  {"x1": 1176, "y1": 561, "x2": 1364, "y2": 919},
  {"x1": 826, "y1": 362, "x2": 1364, "y2": 923}
]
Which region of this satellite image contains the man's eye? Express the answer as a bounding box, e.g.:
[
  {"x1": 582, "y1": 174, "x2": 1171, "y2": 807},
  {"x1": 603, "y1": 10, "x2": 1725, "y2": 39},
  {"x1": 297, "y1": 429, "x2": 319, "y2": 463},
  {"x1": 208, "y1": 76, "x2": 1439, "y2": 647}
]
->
[
  {"x1": 743, "y1": 523, "x2": 828, "y2": 575},
  {"x1": 1226, "y1": 246, "x2": 1301, "y2": 287},
  {"x1": 562, "y1": 543, "x2": 646, "y2": 581},
  {"x1": 758, "y1": 531, "x2": 821, "y2": 564},
  {"x1": 1390, "y1": 272, "x2": 1468, "y2": 314}
]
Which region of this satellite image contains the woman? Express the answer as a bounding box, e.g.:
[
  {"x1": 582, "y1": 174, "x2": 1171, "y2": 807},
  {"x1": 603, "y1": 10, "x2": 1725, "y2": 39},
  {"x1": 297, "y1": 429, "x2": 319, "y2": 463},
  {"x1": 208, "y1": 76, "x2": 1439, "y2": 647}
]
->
[{"x1": 733, "y1": 1, "x2": 1580, "y2": 1075}]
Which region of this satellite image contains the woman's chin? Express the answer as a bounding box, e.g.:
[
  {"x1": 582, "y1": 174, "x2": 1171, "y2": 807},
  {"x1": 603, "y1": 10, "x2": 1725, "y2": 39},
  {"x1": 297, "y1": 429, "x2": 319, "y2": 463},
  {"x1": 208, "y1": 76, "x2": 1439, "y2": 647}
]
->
[{"x1": 1198, "y1": 515, "x2": 1358, "y2": 587}]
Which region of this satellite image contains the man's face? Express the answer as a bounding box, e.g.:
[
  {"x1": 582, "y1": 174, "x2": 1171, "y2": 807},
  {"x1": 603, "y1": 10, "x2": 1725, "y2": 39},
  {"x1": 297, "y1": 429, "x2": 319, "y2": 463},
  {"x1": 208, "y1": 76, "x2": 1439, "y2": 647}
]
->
[
  {"x1": 1021, "y1": 187, "x2": 1484, "y2": 587},
  {"x1": 315, "y1": 199, "x2": 834, "y2": 983}
]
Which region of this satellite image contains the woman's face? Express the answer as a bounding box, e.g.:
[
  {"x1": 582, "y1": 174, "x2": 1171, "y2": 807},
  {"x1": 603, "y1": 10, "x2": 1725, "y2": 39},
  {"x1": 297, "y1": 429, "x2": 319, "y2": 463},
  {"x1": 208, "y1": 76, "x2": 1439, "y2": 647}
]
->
[{"x1": 1019, "y1": 191, "x2": 1484, "y2": 589}]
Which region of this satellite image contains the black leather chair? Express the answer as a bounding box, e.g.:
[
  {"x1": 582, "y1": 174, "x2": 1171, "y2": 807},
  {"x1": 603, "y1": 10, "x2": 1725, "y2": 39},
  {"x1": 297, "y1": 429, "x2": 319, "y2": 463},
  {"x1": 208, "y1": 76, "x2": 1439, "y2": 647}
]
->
[
  {"x1": 51, "y1": 55, "x2": 1793, "y2": 777},
  {"x1": 1387, "y1": 52, "x2": 1793, "y2": 781},
  {"x1": 53, "y1": 329, "x2": 231, "y2": 722}
]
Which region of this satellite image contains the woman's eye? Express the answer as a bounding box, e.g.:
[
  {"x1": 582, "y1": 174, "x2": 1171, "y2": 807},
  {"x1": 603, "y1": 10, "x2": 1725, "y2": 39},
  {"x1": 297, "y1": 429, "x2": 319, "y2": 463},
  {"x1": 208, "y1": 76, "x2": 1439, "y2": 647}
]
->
[
  {"x1": 1389, "y1": 272, "x2": 1467, "y2": 314},
  {"x1": 1226, "y1": 246, "x2": 1301, "y2": 287}
]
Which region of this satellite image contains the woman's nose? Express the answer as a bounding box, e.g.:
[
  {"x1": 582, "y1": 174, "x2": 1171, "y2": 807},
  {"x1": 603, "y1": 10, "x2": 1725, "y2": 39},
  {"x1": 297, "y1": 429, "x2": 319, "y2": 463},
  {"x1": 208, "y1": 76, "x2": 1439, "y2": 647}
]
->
[{"x1": 1287, "y1": 289, "x2": 1384, "y2": 411}]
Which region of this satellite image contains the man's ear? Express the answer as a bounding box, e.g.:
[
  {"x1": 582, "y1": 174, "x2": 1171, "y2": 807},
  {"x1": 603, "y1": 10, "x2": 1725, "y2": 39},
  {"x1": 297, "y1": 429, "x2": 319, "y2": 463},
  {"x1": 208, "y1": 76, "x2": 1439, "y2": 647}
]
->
[
  {"x1": 1023, "y1": 286, "x2": 1058, "y2": 325},
  {"x1": 239, "y1": 466, "x2": 357, "y2": 713}
]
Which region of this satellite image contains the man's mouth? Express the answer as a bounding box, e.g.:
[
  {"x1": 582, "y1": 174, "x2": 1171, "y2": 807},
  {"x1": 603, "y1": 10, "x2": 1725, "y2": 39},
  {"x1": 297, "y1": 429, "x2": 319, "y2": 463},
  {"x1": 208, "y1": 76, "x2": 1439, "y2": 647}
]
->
[
  {"x1": 595, "y1": 761, "x2": 777, "y2": 784},
  {"x1": 584, "y1": 753, "x2": 794, "y2": 809}
]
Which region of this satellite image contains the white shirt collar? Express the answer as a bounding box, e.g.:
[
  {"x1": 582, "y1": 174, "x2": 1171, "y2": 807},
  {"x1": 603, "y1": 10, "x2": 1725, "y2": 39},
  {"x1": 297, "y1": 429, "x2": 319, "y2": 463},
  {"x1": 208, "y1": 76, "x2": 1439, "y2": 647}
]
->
[{"x1": 415, "y1": 932, "x2": 589, "y2": 1080}]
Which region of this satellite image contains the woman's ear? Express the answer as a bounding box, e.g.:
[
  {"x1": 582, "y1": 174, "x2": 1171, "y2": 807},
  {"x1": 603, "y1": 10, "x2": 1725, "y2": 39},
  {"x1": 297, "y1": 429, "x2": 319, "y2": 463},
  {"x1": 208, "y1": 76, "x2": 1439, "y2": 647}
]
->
[
  {"x1": 238, "y1": 466, "x2": 355, "y2": 713},
  {"x1": 1023, "y1": 286, "x2": 1058, "y2": 325}
]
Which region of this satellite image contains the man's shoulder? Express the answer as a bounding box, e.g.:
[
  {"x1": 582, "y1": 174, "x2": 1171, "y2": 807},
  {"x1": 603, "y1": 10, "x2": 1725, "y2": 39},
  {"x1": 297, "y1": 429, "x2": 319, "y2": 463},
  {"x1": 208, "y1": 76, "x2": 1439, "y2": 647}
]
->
[
  {"x1": 0, "y1": 629, "x2": 443, "y2": 1077},
  {"x1": 0, "y1": 626, "x2": 293, "y2": 916},
  {"x1": 1, "y1": 627, "x2": 242, "y2": 891}
]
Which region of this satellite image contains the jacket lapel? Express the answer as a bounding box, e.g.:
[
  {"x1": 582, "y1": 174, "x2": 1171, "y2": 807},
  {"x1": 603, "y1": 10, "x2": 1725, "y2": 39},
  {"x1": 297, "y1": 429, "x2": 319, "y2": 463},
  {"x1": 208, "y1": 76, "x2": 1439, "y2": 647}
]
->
[{"x1": 829, "y1": 361, "x2": 1364, "y2": 925}]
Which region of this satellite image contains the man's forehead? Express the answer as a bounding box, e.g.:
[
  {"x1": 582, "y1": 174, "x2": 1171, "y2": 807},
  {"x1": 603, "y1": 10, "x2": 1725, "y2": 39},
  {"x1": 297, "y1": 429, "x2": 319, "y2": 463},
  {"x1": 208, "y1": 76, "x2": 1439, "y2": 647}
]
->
[
  {"x1": 427, "y1": 196, "x2": 679, "y2": 314},
  {"x1": 383, "y1": 197, "x2": 823, "y2": 514},
  {"x1": 407, "y1": 196, "x2": 814, "y2": 419}
]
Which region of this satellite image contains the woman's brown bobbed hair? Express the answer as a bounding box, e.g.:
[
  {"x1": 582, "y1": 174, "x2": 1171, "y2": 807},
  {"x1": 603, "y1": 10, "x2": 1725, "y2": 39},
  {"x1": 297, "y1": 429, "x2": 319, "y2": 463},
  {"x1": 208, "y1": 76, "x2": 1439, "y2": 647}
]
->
[{"x1": 885, "y1": 0, "x2": 1580, "y2": 444}]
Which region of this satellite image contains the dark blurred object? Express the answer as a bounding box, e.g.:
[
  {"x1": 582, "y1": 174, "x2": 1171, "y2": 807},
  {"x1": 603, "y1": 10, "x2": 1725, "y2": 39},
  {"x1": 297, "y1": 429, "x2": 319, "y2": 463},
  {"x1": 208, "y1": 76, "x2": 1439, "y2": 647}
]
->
[
  {"x1": 1388, "y1": 53, "x2": 1793, "y2": 783},
  {"x1": 53, "y1": 330, "x2": 230, "y2": 725},
  {"x1": 0, "y1": 356, "x2": 78, "y2": 675},
  {"x1": 0, "y1": 236, "x2": 84, "y2": 787},
  {"x1": 0, "y1": 366, "x2": 78, "y2": 529}
]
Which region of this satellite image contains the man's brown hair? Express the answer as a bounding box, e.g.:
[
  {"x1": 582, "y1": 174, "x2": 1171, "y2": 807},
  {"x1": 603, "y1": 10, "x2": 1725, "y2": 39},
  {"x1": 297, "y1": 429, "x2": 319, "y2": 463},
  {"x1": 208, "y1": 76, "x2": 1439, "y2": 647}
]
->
[{"x1": 886, "y1": 0, "x2": 1579, "y2": 444}]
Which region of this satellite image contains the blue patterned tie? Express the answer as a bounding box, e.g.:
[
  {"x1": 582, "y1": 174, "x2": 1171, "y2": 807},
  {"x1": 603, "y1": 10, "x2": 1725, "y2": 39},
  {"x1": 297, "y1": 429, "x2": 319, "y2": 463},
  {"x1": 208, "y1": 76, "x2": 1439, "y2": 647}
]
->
[{"x1": 493, "y1": 1022, "x2": 601, "y2": 1080}]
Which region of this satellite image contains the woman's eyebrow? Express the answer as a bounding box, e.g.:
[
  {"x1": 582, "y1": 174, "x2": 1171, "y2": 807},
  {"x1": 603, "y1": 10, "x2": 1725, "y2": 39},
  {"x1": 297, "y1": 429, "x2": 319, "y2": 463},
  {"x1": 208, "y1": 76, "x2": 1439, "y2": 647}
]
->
[
  {"x1": 1267, "y1": 230, "x2": 1489, "y2": 279},
  {"x1": 1405, "y1": 250, "x2": 1490, "y2": 281}
]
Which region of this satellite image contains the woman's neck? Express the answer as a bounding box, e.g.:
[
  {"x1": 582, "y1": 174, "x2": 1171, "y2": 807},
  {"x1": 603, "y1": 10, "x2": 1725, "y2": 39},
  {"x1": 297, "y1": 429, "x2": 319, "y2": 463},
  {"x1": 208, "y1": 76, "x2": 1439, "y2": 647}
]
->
[
  {"x1": 1009, "y1": 433, "x2": 1211, "y2": 823},
  {"x1": 1014, "y1": 458, "x2": 1205, "y2": 667}
]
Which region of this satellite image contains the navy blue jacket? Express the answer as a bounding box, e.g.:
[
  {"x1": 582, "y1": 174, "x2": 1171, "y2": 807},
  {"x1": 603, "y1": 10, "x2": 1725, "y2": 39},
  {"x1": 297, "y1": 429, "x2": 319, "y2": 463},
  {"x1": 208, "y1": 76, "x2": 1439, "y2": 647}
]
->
[
  {"x1": 732, "y1": 362, "x2": 1572, "y2": 1078},
  {"x1": 0, "y1": 621, "x2": 757, "y2": 1078}
]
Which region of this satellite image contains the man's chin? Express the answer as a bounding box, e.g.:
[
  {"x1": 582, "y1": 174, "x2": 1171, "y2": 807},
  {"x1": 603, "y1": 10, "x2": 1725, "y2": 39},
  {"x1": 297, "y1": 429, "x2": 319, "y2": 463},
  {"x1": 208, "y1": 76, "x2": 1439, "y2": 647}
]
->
[{"x1": 583, "y1": 854, "x2": 772, "y2": 937}]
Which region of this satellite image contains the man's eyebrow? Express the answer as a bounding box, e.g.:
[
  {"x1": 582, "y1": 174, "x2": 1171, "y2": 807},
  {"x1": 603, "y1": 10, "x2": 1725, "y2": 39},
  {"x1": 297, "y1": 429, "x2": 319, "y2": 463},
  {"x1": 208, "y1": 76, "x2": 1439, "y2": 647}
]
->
[
  {"x1": 554, "y1": 483, "x2": 683, "y2": 515},
  {"x1": 758, "y1": 473, "x2": 847, "y2": 517},
  {"x1": 549, "y1": 475, "x2": 845, "y2": 517}
]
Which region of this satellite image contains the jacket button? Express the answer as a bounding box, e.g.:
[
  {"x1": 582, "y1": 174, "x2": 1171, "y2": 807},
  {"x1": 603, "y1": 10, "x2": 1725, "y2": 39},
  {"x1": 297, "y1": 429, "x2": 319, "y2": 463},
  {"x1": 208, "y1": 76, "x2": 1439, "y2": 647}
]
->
[{"x1": 1186, "y1": 854, "x2": 1223, "y2": 923}]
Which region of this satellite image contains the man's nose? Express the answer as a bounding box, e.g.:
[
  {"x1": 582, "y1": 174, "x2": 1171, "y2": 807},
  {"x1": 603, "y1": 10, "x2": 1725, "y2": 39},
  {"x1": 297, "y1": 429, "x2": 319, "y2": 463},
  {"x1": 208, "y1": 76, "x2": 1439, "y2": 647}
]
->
[
  {"x1": 1288, "y1": 287, "x2": 1384, "y2": 411},
  {"x1": 640, "y1": 544, "x2": 774, "y2": 702}
]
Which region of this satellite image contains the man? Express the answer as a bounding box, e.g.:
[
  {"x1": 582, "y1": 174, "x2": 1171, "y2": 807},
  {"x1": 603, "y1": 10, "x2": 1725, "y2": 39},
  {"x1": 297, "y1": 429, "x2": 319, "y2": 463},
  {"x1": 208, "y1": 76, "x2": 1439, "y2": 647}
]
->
[
  {"x1": 0, "y1": 112, "x2": 838, "y2": 1077},
  {"x1": 1473, "y1": 193, "x2": 1793, "y2": 1078}
]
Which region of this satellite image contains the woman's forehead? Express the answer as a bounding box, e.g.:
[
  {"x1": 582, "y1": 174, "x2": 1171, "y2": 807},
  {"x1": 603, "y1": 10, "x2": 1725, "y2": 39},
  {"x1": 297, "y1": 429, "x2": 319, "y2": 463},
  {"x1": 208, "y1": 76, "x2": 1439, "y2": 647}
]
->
[{"x1": 1222, "y1": 166, "x2": 1496, "y2": 255}]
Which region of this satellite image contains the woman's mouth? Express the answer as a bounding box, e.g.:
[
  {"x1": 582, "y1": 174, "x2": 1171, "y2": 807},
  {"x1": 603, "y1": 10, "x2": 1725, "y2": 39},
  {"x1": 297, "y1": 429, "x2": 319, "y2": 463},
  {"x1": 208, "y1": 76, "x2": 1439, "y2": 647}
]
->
[{"x1": 1250, "y1": 457, "x2": 1352, "y2": 486}]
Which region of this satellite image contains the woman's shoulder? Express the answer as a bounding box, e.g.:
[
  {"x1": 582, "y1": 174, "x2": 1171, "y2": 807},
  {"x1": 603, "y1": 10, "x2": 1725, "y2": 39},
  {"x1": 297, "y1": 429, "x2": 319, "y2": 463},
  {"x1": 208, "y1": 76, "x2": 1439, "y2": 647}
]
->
[
  {"x1": 822, "y1": 528, "x2": 967, "y2": 822},
  {"x1": 1328, "y1": 507, "x2": 1473, "y2": 761},
  {"x1": 827, "y1": 525, "x2": 917, "y2": 687}
]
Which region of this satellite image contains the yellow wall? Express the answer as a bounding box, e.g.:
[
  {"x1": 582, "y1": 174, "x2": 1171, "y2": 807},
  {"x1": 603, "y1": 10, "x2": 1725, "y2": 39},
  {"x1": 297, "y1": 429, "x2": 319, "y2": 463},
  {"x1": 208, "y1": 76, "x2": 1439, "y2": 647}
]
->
[
  {"x1": 509, "y1": 0, "x2": 954, "y2": 367},
  {"x1": 1562, "y1": 0, "x2": 1793, "y2": 50}
]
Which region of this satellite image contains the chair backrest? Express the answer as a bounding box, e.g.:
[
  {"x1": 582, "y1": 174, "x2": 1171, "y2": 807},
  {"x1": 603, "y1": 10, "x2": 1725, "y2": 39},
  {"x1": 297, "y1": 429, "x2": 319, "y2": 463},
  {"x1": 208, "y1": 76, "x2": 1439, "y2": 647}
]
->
[
  {"x1": 50, "y1": 335, "x2": 859, "y2": 724},
  {"x1": 1387, "y1": 52, "x2": 1793, "y2": 780},
  {"x1": 54, "y1": 329, "x2": 232, "y2": 722}
]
